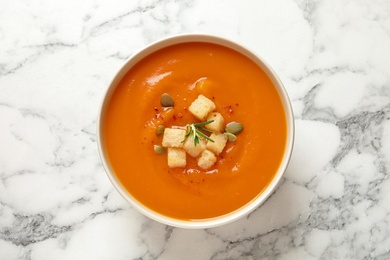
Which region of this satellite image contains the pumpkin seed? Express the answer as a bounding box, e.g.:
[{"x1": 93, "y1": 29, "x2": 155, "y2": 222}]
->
[
  {"x1": 155, "y1": 125, "x2": 165, "y2": 136},
  {"x1": 225, "y1": 122, "x2": 243, "y2": 135},
  {"x1": 225, "y1": 132, "x2": 237, "y2": 142},
  {"x1": 154, "y1": 145, "x2": 165, "y2": 154},
  {"x1": 160, "y1": 93, "x2": 174, "y2": 107}
]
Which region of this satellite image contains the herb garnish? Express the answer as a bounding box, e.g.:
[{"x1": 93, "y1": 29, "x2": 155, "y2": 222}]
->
[{"x1": 182, "y1": 120, "x2": 215, "y2": 146}]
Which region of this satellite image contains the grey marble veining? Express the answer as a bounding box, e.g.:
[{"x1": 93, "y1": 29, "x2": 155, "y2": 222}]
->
[{"x1": 1, "y1": 0, "x2": 390, "y2": 259}]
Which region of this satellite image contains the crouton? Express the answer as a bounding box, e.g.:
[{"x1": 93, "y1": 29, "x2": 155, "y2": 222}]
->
[
  {"x1": 188, "y1": 95, "x2": 216, "y2": 121},
  {"x1": 205, "y1": 112, "x2": 224, "y2": 133},
  {"x1": 167, "y1": 148, "x2": 186, "y2": 168},
  {"x1": 162, "y1": 128, "x2": 186, "y2": 148},
  {"x1": 206, "y1": 133, "x2": 228, "y2": 155},
  {"x1": 197, "y1": 149, "x2": 217, "y2": 170},
  {"x1": 183, "y1": 137, "x2": 207, "y2": 158}
]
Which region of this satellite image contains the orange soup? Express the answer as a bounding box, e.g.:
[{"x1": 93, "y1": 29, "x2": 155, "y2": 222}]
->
[{"x1": 103, "y1": 42, "x2": 287, "y2": 220}]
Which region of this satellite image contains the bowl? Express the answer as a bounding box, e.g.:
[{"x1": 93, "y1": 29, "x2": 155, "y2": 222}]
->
[{"x1": 97, "y1": 34, "x2": 294, "y2": 229}]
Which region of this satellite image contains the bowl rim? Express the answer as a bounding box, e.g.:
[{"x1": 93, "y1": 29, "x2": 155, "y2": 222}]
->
[{"x1": 97, "y1": 33, "x2": 295, "y2": 229}]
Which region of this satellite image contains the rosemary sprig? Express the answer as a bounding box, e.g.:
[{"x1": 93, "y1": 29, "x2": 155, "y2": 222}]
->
[{"x1": 181, "y1": 120, "x2": 215, "y2": 146}]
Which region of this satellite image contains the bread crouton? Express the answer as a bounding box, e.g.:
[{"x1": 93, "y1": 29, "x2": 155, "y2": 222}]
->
[
  {"x1": 167, "y1": 148, "x2": 186, "y2": 168},
  {"x1": 197, "y1": 149, "x2": 217, "y2": 170},
  {"x1": 206, "y1": 133, "x2": 228, "y2": 155},
  {"x1": 188, "y1": 95, "x2": 216, "y2": 121},
  {"x1": 205, "y1": 112, "x2": 224, "y2": 133},
  {"x1": 162, "y1": 128, "x2": 186, "y2": 148},
  {"x1": 183, "y1": 137, "x2": 207, "y2": 158}
]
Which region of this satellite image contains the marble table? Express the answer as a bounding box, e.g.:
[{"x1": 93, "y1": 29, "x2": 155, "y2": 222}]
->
[{"x1": 1, "y1": 0, "x2": 390, "y2": 259}]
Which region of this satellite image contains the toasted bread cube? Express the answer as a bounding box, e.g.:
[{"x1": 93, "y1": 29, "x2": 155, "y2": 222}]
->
[
  {"x1": 167, "y1": 148, "x2": 186, "y2": 168},
  {"x1": 188, "y1": 95, "x2": 216, "y2": 121},
  {"x1": 162, "y1": 128, "x2": 186, "y2": 148},
  {"x1": 197, "y1": 149, "x2": 217, "y2": 170},
  {"x1": 206, "y1": 133, "x2": 228, "y2": 155},
  {"x1": 183, "y1": 137, "x2": 207, "y2": 158},
  {"x1": 205, "y1": 112, "x2": 224, "y2": 133}
]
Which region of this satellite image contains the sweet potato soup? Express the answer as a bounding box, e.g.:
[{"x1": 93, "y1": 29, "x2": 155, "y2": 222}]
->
[{"x1": 103, "y1": 42, "x2": 287, "y2": 220}]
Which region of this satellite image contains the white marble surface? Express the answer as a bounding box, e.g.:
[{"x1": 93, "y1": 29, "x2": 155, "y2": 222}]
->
[{"x1": 1, "y1": 0, "x2": 390, "y2": 259}]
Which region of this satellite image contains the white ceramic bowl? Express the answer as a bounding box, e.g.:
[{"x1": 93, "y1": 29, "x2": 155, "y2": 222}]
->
[{"x1": 97, "y1": 34, "x2": 294, "y2": 229}]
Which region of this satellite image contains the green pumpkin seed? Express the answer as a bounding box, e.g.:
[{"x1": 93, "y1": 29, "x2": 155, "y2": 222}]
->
[
  {"x1": 154, "y1": 145, "x2": 165, "y2": 154},
  {"x1": 225, "y1": 132, "x2": 237, "y2": 142},
  {"x1": 155, "y1": 125, "x2": 165, "y2": 136},
  {"x1": 160, "y1": 93, "x2": 174, "y2": 107},
  {"x1": 225, "y1": 122, "x2": 243, "y2": 135}
]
